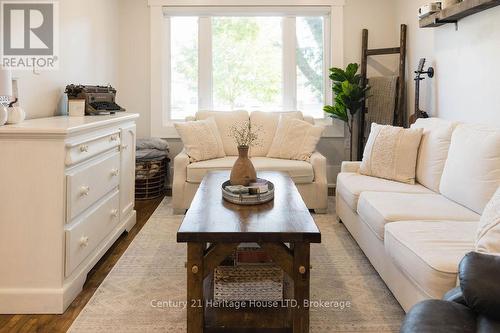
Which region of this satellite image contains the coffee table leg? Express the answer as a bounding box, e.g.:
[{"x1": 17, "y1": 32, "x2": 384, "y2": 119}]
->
[
  {"x1": 187, "y1": 242, "x2": 205, "y2": 333},
  {"x1": 293, "y1": 242, "x2": 310, "y2": 333}
]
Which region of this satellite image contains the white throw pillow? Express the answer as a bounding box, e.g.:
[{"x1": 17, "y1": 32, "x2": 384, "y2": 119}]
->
[
  {"x1": 174, "y1": 117, "x2": 226, "y2": 162},
  {"x1": 196, "y1": 111, "x2": 249, "y2": 156},
  {"x1": 411, "y1": 118, "x2": 458, "y2": 192},
  {"x1": 249, "y1": 111, "x2": 303, "y2": 157},
  {"x1": 360, "y1": 123, "x2": 424, "y2": 184},
  {"x1": 439, "y1": 124, "x2": 500, "y2": 214},
  {"x1": 476, "y1": 187, "x2": 500, "y2": 254},
  {"x1": 267, "y1": 118, "x2": 324, "y2": 161}
]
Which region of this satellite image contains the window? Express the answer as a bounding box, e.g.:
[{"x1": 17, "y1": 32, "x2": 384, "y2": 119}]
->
[{"x1": 164, "y1": 7, "x2": 331, "y2": 121}]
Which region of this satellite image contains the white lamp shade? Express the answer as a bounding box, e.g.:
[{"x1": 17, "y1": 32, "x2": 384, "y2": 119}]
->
[{"x1": 0, "y1": 68, "x2": 13, "y2": 97}]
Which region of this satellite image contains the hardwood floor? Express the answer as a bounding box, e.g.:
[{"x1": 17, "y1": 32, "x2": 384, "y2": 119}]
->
[{"x1": 0, "y1": 197, "x2": 165, "y2": 333}]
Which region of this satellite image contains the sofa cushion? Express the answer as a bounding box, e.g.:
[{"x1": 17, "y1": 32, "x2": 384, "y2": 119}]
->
[
  {"x1": 186, "y1": 157, "x2": 237, "y2": 183},
  {"x1": 357, "y1": 192, "x2": 480, "y2": 240},
  {"x1": 249, "y1": 111, "x2": 303, "y2": 157},
  {"x1": 439, "y1": 124, "x2": 500, "y2": 214},
  {"x1": 360, "y1": 123, "x2": 423, "y2": 184},
  {"x1": 411, "y1": 118, "x2": 457, "y2": 192},
  {"x1": 251, "y1": 157, "x2": 314, "y2": 184},
  {"x1": 186, "y1": 157, "x2": 314, "y2": 184},
  {"x1": 336, "y1": 172, "x2": 433, "y2": 210},
  {"x1": 385, "y1": 221, "x2": 477, "y2": 299},
  {"x1": 475, "y1": 186, "x2": 500, "y2": 254},
  {"x1": 196, "y1": 111, "x2": 249, "y2": 156},
  {"x1": 267, "y1": 118, "x2": 324, "y2": 162}
]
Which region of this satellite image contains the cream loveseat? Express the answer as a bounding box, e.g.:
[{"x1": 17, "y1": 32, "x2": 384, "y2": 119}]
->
[
  {"x1": 173, "y1": 111, "x2": 328, "y2": 214},
  {"x1": 336, "y1": 118, "x2": 500, "y2": 312}
]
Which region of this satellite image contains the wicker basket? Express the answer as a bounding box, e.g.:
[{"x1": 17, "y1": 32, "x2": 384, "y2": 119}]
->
[
  {"x1": 214, "y1": 264, "x2": 283, "y2": 302},
  {"x1": 135, "y1": 156, "x2": 168, "y2": 200}
]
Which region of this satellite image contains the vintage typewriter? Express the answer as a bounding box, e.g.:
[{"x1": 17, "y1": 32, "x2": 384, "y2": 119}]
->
[{"x1": 65, "y1": 84, "x2": 125, "y2": 115}]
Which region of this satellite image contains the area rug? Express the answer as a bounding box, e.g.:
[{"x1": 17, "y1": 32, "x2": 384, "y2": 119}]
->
[{"x1": 69, "y1": 198, "x2": 404, "y2": 332}]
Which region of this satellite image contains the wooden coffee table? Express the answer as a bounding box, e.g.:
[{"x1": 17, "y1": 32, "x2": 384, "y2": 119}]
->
[{"x1": 177, "y1": 171, "x2": 321, "y2": 333}]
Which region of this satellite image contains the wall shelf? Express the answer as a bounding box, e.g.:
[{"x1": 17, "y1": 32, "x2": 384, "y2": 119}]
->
[{"x1": 420, "y1": 0, "x2": 500, "y2": 28}]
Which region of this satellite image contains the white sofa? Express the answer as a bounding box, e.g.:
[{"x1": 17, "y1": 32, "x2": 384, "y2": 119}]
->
[
  {"x1": 336, "y1": 118, "x2": 500, "y2": 312},
  {"x1": 173, "y1": 111, "x2": 328, "y2": 214}
]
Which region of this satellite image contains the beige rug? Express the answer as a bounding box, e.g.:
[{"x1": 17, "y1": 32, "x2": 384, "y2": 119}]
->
[{"x1": 69, "y1": 198, "x2": 404, "y2": 332}]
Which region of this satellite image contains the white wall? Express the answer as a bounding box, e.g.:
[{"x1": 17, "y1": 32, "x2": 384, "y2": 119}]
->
[
  {"x1": 13, "y1": 0, "x2": 120, "y2": 119},
  {"x1": 397, "y1": 0, "x2": 500, "y2": 126}
]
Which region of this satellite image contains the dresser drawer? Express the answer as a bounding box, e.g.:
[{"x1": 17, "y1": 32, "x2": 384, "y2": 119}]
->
[
  {"x1": 66, "y1": 151, "x2": 120, "y2": 221},
  {"x1": 66, "y1": 131, "x2": 120, "y2": 166},
  {"x1": 65, "y1": 190, "x2": 120, "y2": 277}
]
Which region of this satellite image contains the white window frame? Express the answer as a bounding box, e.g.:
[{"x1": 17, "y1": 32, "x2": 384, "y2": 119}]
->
[{"x1": 149, "y1": 0, "x2": 345, "y2": 138}]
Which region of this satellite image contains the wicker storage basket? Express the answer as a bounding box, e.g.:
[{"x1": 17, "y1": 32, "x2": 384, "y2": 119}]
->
[
  {"x1": 214, "y1": 264, "x2": 283, "y2": 302},
  {"x1": 213, "y1": 245, "x2": 284, "y2": 302},
  {"x1": 135, "y1": 156, "x2": 168, "y2": 200}
]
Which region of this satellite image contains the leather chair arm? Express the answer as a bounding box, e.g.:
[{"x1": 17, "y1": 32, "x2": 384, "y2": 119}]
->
[
  {"x1": 459, "y1": 251, "x2": 500, "y2": 321},
  {"x1": 443, "y1": 286, "x2": 466, "y2": 306}
]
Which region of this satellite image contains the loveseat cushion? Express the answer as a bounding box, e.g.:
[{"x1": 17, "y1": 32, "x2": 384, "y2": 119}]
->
[
  {"x1": 186, "y1": 157, "x2": 314, "y2": 184},
  {"x1": 249, "y1": 111, "x2": 303, "y2": 157},
  {"x1": 196, "y1": 111, "x2": 249, "y2": 156},
  {"x1": 439, "y1": 124, "x2": 500, "y2": 214},
  {"x1": 411, "y1": 118, "x2": 457, "y2": 192},
  {"x1": 336, "y1": 172, "x2": 433, "y2": 210},
  {"x1": 385, "y1": 221, "x2": 477, "y2": 299},
  {"x1": 251, "y1": 157, "x2": 314, "y2": 183},
  {"x1": 357, "y1": 192, "x2": 480, "y2": 240}
]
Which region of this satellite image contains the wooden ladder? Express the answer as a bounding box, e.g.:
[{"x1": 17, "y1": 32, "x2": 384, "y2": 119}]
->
[{"x1": 357, "y1": 24, "x2": 407, "y2": 160}]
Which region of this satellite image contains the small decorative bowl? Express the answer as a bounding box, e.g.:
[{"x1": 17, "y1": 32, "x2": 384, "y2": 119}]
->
[{"x1": 222, "y1": 178, "x2": 274, "y2": 205}]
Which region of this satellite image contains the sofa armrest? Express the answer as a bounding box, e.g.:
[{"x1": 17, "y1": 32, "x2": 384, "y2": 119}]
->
[
  {"x1": 173, "y1": 150, "x2": 190, "y2": 183},
  {"x1": 341, "y1": 161, "x2": 362, "y2": 173},
  {"x1": 310, "y1": 151, "x2": 327, "y2": 183}
]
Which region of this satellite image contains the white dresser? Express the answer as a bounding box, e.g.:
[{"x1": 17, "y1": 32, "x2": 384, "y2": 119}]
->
[{"x1": 0, "y1": 113, "x2": 139, "y2": 314}]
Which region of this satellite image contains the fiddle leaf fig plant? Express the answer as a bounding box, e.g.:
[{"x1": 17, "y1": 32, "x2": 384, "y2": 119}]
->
[{"x1": 323, "y1": 63, "x2": 370, "y2": 160}]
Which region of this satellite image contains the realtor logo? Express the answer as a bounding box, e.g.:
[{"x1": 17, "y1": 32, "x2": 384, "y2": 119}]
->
[{"x1": 1, "y1": 1, "x2": 59, "y2": 70}]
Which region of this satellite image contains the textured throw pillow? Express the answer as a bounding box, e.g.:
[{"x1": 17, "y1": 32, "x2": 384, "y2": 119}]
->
[
  {"x1": 196, "y1": 110, "x2": 249, "y2": 156},
  {"x1": 360, "y1": 123, "x2": 424, "y2": 184},
  {"x1": 475, "y1": 187, "x2": 500, "y2": 254},
  {"x1": 174, "y1": 117, "x2": 225, "y2": 162},
  {"x1": 267, "y1": 118, "x2": 324, "y2": 161},
  {"x1": 249, "y1": 111, "x2": 303, "y2": 157}
]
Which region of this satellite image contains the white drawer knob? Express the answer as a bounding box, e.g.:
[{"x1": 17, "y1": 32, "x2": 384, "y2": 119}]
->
[
  {"x1": 79, "y1": 144, "x2": 89, "y2": 153},
  {"x1": 111, "y1": 209, "x2": 119, "y2": 218},
  {"x1": 79, "y1": 236, "x2": 89, "y2": 247},
  {"x1": 80, "y1": 185, "x2": 90, "y2": 196},
  {"x1": 121, "y1": 144, "x2": 128, "y2": 150},
  {"x1": 111, "y1": 168, "x2": 119, "y2": 176},
  {"x1": 110, "y1": 135, "x2": 119, "y2": 141}
]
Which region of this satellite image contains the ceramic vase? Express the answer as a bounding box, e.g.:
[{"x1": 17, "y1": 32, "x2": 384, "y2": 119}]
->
[
  {"x1": 0, "y1": 106, "x2": 7, "y2": 125},
  {"x1": 6, "y1": 106, "x2": 25, "y2": 124},
  {"x1": 230, "y1": 146, "x2": 257, "y2": 186}
]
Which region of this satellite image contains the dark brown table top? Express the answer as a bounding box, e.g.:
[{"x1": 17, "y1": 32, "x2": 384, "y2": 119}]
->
[{"x1": 177, "y1": 171, "x2": 321, "y2": 243}]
